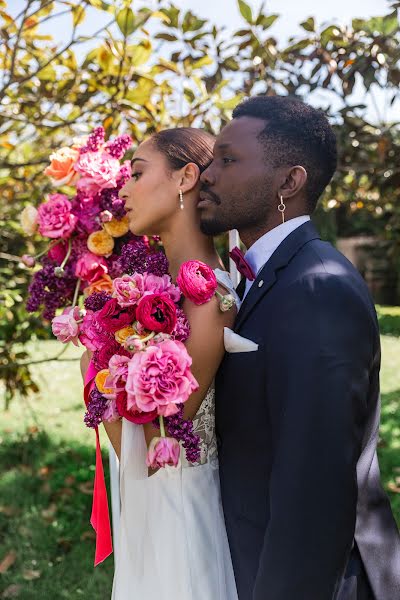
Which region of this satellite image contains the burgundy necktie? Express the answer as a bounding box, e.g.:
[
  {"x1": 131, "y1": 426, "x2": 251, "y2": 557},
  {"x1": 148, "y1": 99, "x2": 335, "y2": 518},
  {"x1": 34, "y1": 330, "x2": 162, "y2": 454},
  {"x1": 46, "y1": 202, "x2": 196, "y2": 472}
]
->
[{"x1": 229, "y1": 246, "x2": 256, "y2": 281}]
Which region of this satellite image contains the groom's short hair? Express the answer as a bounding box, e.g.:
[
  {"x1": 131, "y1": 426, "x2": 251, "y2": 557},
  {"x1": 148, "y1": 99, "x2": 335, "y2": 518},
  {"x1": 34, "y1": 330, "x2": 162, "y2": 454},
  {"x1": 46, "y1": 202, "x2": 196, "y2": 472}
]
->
[{"x1": 232, "y1": 96, "x2": 337, "y2": 212}]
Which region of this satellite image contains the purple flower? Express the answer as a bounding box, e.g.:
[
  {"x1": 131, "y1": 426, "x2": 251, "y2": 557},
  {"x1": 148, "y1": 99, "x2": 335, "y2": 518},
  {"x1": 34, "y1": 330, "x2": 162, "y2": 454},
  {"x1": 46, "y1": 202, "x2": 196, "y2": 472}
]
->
[
  {"x1": 26, "y1": 257, "x2": 77, "y2": 320},
  {"x1": 84, "y1": 388, "x2": 108, "y2": 428},
  {"x1": 118, "y1": 242, "x2": 169, "y2": 277},
  {"x1": 153, "y1": 405, "x2": 201, "y2": 464},
  {"x1": 79, "y1": 127, "x2": 105, "y2": 154},
  {"x1": 84, "y1": 291, "x2": 113, "y2": 312},
  {"x1": 105, "y1": 135, "x2": 132, "y2": 160},
  {"x1": 99, "y1": 188, "x2": 126, "y2": 220}
]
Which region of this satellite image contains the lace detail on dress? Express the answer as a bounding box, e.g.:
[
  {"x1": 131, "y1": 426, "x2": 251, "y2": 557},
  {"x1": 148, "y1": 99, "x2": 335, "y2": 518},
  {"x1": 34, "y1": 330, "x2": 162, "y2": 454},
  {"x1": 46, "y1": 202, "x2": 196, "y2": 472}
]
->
[{"x1": 182, "y1": 385, "x2": 218, "y2": 469}]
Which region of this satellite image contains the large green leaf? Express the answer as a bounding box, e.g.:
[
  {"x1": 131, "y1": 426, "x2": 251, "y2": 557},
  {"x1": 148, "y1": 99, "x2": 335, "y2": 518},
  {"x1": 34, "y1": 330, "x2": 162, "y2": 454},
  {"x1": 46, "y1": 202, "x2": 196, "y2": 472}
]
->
[
  {"x1": 238, "y1": 0, "x2": 253, "y2": 25},
  {"x1": 116, "y1": 7, "x2": 135, "y2": 37}
]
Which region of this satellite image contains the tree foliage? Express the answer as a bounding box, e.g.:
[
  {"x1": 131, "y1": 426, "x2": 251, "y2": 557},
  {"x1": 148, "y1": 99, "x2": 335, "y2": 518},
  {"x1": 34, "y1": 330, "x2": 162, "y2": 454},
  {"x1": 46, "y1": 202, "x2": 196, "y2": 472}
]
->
[{"x1": 0, "y1": 0, "x2": 399, "y2": 403}]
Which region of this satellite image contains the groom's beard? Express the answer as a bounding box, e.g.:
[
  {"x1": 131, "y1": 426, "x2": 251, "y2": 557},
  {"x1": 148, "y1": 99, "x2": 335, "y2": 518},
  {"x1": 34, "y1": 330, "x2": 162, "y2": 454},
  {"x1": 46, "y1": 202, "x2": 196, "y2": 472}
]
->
[{"x1": 200, "y1": 188, "x2": 272, "y2": 237}]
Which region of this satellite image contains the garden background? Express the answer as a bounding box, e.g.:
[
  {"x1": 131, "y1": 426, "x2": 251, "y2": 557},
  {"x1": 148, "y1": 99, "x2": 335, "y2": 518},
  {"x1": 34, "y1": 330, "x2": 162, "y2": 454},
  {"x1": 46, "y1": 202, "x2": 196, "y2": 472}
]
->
[{"x1": 0, "y1": 0, "x2": 399, "y2": 597}]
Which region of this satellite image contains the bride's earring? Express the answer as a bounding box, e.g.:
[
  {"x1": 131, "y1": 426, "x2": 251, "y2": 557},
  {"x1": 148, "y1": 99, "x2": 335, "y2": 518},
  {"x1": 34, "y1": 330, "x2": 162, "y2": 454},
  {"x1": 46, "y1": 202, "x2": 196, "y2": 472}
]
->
[
  {"x1": 179, "y1": 189, "x2": 184, "y2": 210},
  {"x1": 278, "y1": 195, "x2": 286, "y2": 224}
]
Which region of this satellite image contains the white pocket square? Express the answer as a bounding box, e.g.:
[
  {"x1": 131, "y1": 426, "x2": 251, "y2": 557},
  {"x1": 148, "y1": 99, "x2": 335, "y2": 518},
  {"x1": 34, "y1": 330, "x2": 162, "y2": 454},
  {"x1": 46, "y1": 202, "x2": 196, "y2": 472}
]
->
[{"x1": 224, "y1": 327, "x2": 259, "y2": 353}]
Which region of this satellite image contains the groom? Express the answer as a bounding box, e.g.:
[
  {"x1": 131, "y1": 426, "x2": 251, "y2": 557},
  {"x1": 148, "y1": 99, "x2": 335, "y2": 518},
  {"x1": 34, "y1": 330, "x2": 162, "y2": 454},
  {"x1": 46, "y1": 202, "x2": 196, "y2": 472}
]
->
[{"x1": 199, "y1": 96, "x2": 400, "y2": 600}]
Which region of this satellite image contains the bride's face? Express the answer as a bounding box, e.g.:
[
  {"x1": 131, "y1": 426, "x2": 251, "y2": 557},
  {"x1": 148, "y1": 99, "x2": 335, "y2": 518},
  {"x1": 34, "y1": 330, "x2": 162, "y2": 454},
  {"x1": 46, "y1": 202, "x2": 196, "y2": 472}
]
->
[{"x1": 119, "y1": 139, "x2": 182, "y2": 237}]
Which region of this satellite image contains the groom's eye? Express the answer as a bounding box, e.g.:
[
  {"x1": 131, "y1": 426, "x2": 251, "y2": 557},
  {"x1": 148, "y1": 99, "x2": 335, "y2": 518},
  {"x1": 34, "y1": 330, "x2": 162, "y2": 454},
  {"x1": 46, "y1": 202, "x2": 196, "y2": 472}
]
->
[{"x1": 222, "y1": 157, "x2": 235, "y2": 164}]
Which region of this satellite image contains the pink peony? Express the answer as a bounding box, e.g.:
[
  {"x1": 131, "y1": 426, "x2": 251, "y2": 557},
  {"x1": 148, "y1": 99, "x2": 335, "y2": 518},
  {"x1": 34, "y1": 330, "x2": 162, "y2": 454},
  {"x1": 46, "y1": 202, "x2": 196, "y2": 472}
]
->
[
  {"x1": 125, "y1": 339, "x2": 199, "y2": 415},
  {"x1": 177, "y1": 260, "x2": 217, "y2": 305},
  {"x1": 146, "y1": 437, "x2": 180, "y2": 469},
  {"x1": 75, "y1": 252, "x2": 108, "y2": 284},
  {"x1": 142, "y1": 273, "x2": 181, "y2": 302},
  {"x1": 51, "y1": 306, "x2": 81, "y2": 345},
  {"x1": 75, "y1": 151, "x2": 120, "y2": 194},
  {"x1": 112, "y1": 273, "x2": 145, "y2": 307},
  {"x1": 37, "y1": 194, "x2": 77, "y2": 239}
]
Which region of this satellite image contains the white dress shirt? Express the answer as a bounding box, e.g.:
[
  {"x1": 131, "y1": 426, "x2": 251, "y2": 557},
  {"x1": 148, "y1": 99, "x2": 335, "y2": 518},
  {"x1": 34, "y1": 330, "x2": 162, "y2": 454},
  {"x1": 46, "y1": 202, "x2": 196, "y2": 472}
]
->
[{"x1": 243, "y1": 215, "x2": 311, "y2": 299}]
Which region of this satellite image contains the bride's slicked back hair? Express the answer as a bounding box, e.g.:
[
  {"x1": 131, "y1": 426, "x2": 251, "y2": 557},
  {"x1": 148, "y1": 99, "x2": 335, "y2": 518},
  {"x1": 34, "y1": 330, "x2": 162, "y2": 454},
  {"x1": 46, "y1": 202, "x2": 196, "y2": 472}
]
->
[{"x1": 150, "y1": 127, "x2": 215, "y2": 174}]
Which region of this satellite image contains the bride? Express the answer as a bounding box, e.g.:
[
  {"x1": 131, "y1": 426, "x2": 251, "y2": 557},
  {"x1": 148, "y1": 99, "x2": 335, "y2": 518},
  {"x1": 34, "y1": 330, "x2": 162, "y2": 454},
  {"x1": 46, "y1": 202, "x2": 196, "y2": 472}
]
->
[{"x1": 81, "y1": 127, "x2": 239, "y2": 599}]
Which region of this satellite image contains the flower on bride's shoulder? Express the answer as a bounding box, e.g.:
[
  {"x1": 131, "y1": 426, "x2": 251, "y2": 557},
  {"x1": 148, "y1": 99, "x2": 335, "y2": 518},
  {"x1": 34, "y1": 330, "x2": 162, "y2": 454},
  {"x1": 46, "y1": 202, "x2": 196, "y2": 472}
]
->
[
  {"x1": 176, "y1": 260, "x2": 217, "y2": 305},
  {"x1": 44, "y1": 146, "x2": 80, "y2": 187},
  {"x1": 146, "y1": 437, "x2": 180, "y2": 469}
]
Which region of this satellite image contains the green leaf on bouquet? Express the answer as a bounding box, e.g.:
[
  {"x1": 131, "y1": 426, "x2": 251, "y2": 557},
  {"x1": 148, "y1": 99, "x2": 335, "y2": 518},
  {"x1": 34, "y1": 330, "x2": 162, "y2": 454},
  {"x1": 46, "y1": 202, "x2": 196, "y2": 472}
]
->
[
  {"x1": 116, "y1": 8, "x2": 136, "y2": 37},
  {"x1": 238, "y1": 0, "x2": 253, "y2": 24}
]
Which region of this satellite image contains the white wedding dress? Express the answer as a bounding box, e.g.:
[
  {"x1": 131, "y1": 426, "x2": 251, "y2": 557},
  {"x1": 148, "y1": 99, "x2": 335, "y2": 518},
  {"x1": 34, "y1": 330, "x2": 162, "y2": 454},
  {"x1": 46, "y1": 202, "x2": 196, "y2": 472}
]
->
[{"x1": 112, "y1": 269, "x2": 239, "y2": 600}]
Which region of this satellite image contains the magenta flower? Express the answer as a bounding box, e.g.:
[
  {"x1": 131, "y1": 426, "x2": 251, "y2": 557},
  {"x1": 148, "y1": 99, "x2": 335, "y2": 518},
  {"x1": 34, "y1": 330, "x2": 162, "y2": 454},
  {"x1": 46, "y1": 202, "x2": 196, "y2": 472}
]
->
[
  {"x1": 37, "y1": 194, "x2": 77, "y2": 239},
  {"x1": 75, "y1": 252, "x2": 108, "y2": 284},
  {"x1": 146, "y1": 437, "x2": 180, "y2": 469},
  {"x1": 104, "y1": 354, "x2": 130, "y2": 394},
  {"x1": 125, "y1": 339, "x2": 199, "y2": 415},
  {"x1": 177, "y1": 260, "x2": 217, "y2": 305},
  {"x1": 51, "y1": 306, "x2": 82, "y2": 345},
  {"x1": 75, "y1": 151, "x2": 120, "y2": 194}
]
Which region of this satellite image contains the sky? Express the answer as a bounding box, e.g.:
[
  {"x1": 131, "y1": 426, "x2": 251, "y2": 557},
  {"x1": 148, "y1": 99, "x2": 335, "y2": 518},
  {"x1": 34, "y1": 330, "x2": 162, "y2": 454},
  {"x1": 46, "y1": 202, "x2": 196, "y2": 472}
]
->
[{"x1": 8, "y1": 0, "x2": 396, "y2": 124}]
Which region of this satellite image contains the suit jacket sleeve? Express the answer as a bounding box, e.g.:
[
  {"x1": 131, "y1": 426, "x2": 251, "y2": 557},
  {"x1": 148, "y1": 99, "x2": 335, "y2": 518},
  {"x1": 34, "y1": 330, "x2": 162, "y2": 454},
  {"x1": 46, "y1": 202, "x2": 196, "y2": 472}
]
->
[{"x1": 253, "y1": 272, "x2": 378, "y2": 600}]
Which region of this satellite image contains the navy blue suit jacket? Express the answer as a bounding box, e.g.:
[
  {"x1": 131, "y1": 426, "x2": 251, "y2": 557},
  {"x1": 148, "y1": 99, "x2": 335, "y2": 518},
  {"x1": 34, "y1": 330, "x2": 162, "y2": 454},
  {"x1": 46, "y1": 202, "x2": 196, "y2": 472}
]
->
[{"x1": 216, "y1": 221, "x2": 400, "y2": 600}]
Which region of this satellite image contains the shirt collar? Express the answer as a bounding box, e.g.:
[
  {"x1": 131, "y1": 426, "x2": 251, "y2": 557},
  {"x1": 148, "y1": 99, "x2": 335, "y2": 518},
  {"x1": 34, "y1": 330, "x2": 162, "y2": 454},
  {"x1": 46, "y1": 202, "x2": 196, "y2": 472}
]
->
[{"x1": 244, "y1": 215, "x2": 311, "y2": 279}]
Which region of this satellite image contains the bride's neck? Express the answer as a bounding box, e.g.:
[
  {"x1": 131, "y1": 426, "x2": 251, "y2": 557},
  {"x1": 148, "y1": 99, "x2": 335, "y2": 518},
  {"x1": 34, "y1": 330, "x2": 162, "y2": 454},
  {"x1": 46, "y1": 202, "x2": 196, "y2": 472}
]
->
[{"x1": 160, "y1": 218, "x2": 221, "y2": 281}]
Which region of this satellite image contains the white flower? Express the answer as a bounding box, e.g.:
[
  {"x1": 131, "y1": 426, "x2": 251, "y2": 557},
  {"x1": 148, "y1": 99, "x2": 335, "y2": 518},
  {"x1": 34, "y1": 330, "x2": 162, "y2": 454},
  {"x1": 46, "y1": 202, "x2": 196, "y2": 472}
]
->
[
  {"x1": 20, "y1": 205, "x2": 38, "y2": 235},
  {"x1": 219, "y1": 294, "x2": 235, "y2": 313}
]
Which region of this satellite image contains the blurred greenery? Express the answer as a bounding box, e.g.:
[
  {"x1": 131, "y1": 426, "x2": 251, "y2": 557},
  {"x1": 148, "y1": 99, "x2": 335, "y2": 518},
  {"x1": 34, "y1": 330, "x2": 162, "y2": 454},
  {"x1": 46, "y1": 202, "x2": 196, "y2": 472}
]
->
[
  {"x1": 0, "y1": 336, "x2": 398, "y2": 598},
  {"x1": 0, "y1": 0, "x2": 399, "y2": 399},
  {"x1": 377, "y1": 305, "x2": 400, "y2": 336}
]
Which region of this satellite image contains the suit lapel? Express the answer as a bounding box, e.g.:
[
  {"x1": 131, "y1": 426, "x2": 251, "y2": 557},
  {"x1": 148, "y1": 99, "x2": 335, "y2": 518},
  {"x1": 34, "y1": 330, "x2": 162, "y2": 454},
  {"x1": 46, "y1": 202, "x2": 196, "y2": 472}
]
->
[{"x1": 235, "y1": 221, "x2": 321, "y2": 331}]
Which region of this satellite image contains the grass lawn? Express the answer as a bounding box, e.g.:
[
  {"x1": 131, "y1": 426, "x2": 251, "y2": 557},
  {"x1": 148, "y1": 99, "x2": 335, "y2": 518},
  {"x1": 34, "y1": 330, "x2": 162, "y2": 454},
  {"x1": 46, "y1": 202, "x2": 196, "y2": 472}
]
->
[{"x1": 1, "y1": 337, "x2": 399, "y2": 598}]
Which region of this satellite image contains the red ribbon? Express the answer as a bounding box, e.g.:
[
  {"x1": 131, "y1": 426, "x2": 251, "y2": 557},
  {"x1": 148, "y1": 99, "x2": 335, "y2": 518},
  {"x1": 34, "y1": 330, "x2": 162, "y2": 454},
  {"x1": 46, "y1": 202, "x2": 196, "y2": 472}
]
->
[{"x1": 84, "y1": 360, "x2": 113, "y2": 566}]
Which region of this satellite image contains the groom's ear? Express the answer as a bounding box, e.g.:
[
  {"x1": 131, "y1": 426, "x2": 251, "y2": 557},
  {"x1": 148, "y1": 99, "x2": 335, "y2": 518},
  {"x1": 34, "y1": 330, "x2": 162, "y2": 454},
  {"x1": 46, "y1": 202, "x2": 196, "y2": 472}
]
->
[
  {"x1": 179, "y1": 162, "x2": 201, "y2": 193},
  {"x1": 279, "y1": 165, "x2": 308, "y2": 199}
]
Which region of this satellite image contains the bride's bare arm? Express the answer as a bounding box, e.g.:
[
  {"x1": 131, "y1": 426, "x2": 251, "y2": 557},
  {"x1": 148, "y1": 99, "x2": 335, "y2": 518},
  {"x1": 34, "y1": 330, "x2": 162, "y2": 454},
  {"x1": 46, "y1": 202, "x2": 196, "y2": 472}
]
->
[
  {"x1": 80, "y1": 349, "x2": 122, "y2": 459},
  {"x1": 142, "y1": 282, "x2": 236, "y2": 445}
]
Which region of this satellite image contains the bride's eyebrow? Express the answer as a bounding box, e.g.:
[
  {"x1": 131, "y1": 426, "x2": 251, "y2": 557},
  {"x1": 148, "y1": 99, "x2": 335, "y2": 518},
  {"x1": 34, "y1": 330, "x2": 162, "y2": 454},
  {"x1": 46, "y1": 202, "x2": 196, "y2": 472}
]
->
[{"x1": 131, "y1": 157, "x2": 149, "y2": 167}]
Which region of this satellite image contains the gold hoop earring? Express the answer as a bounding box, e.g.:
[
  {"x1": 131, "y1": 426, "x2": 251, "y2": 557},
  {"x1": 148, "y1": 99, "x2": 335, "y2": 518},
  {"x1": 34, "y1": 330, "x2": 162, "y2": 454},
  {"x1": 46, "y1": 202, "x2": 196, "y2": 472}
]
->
[
  {"x1": 179, "y1": 189, "x2": 184, "y2": 210},
  {"x1": 278, "y1": 195, "x2": 286, "y2": 223}
]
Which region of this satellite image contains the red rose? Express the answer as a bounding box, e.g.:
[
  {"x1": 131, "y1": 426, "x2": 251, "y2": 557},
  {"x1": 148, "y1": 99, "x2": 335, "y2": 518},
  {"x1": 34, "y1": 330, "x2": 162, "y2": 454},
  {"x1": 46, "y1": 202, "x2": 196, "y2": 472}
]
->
[
  {"x1": 136, "y1": 293, "x2": 177, "y2": 334},
  {"x1": 115, "y1": 391, "x2": 158, "y2": 424}
]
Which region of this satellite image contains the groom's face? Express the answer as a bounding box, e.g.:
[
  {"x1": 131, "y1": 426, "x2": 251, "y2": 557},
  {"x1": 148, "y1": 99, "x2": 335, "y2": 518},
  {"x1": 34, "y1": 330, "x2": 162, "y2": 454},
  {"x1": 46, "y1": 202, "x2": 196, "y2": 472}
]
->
[{"x1": 199, "y1": 116, "x2": 281, "y2": 238}]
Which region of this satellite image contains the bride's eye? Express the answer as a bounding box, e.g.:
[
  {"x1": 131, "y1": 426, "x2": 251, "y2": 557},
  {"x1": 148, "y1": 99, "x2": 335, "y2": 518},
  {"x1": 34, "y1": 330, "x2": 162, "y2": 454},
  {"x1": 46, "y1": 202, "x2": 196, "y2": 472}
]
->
[{"x1": 131, "y1": 172, "x2": 141, "y2": 181}]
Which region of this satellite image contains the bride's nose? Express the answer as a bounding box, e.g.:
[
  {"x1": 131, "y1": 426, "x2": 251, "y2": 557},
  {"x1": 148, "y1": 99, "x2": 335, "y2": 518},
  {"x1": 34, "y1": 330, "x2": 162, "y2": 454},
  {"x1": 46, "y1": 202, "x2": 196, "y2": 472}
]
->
[{"x1": 118, "y1": 184, "x2": 129, "y2": 200}]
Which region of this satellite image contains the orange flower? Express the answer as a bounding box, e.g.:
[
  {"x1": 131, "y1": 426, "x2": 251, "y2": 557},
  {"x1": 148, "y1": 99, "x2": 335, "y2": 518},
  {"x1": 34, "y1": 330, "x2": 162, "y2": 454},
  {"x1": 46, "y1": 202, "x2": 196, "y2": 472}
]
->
[
  {"x1": 115, "y1": 325, "x2": 136, "y2": 345},
  {"x1": 87, "y1": 230, "x2": 115, "y2": 256},
  {"x1": 83, "y1": 274, "x2": 113, "y2": 296},
  {"x1": 95, "y1": 369, "x2": 114, "y2": 395},
  {"x1": 44, "y1": 147, "x2": 80, "y2": 186},
  {"x1": 103, "y1": 215, "x2": 130, "y2": 238}
]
